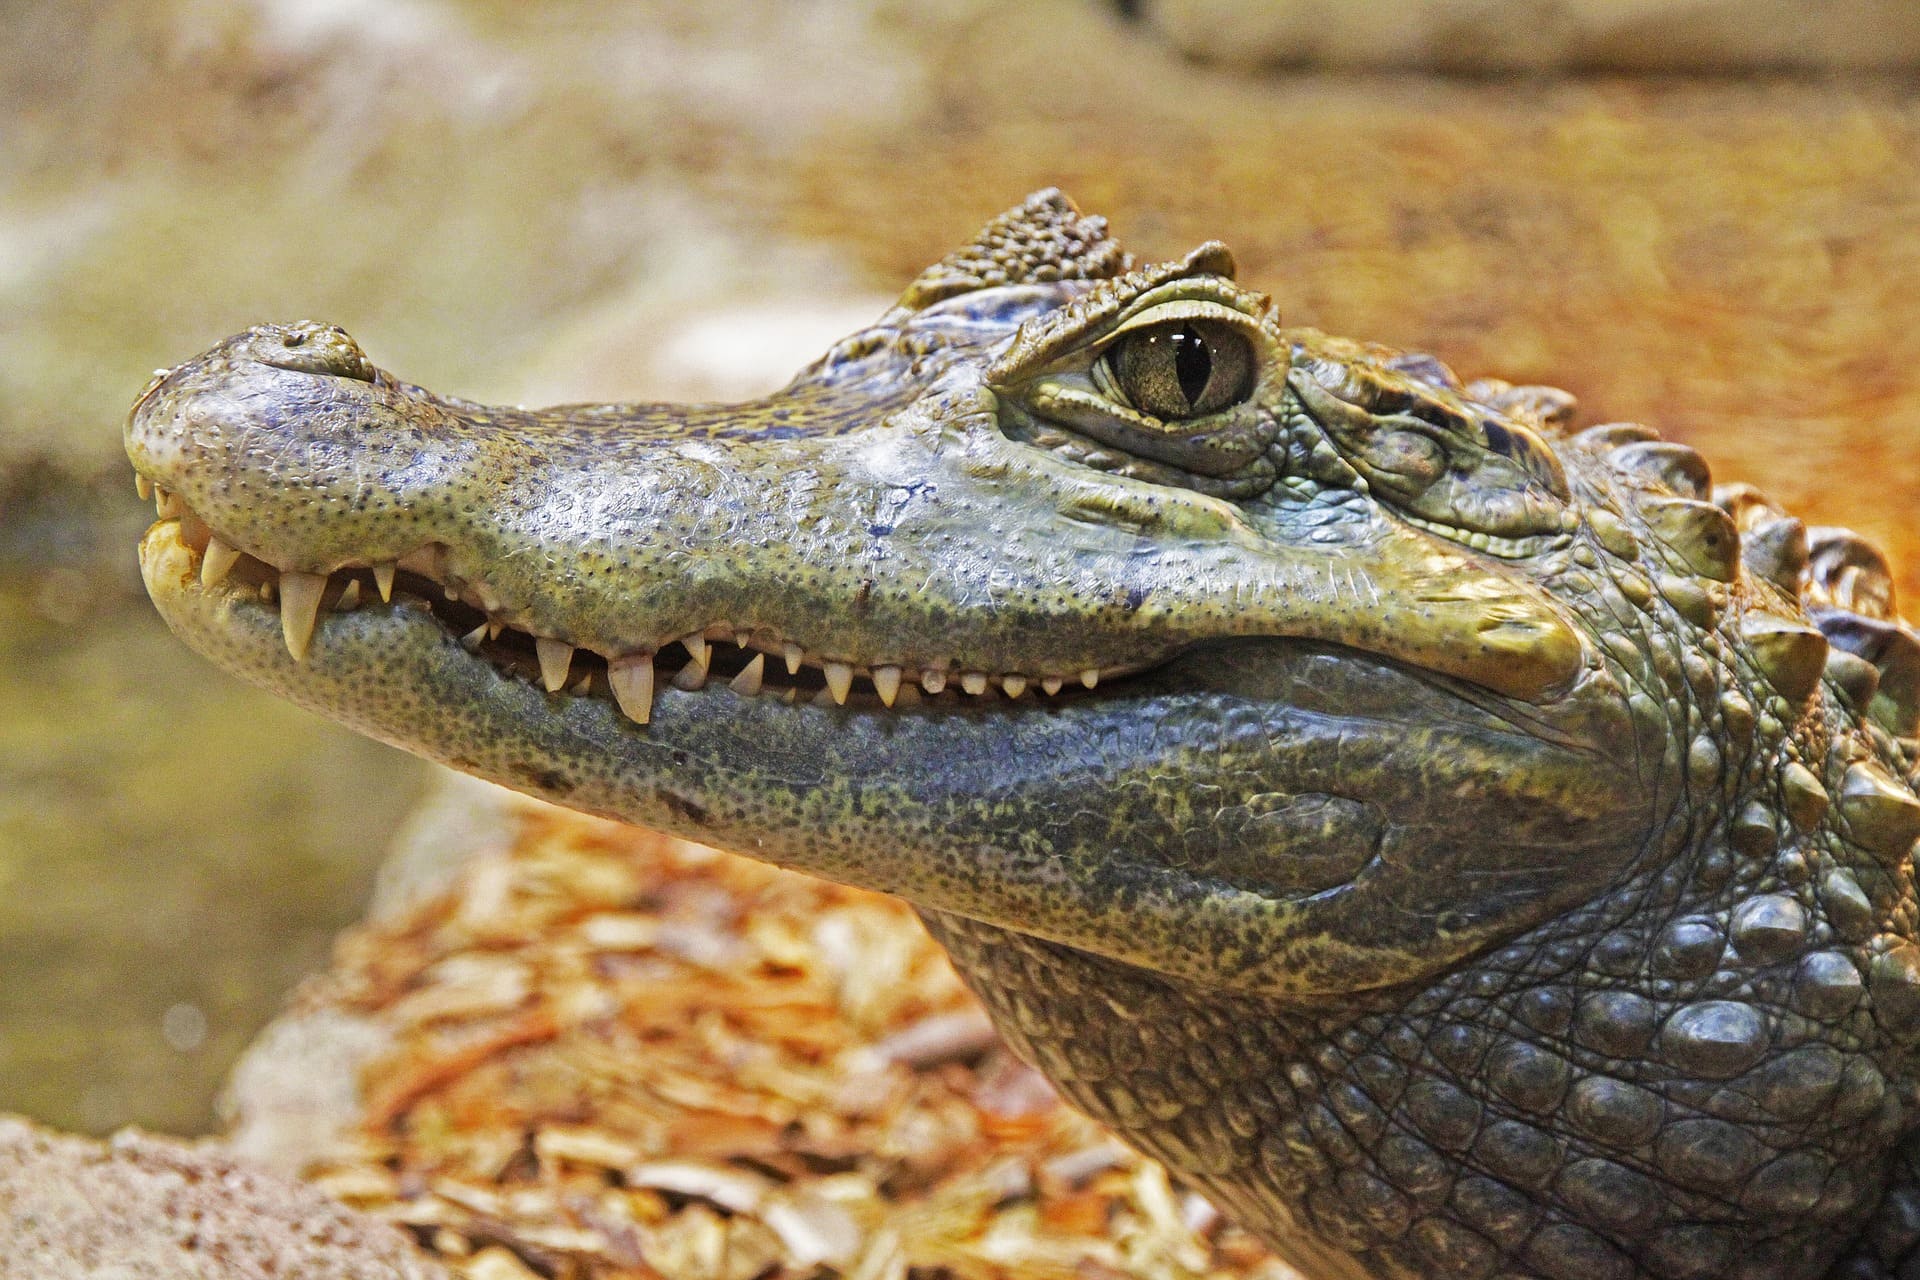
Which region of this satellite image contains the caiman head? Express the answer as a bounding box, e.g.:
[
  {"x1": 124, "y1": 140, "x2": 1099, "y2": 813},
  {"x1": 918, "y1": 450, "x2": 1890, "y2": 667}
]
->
[
  {"x1": 125, "y1": 190, "x2": 1641, "y2": 997},
  {"x1": 127, "y1": 191, "x2": 1920, "y2": 1279}
]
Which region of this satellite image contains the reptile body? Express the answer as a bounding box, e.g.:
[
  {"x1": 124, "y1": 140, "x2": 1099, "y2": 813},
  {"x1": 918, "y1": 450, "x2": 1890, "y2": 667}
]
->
[{"x1": 126, "y1": 193, "x2": 1920, "y2": 1280}]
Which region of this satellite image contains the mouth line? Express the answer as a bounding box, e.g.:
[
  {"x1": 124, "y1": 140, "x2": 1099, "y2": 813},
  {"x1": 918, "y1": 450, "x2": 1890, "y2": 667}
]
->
[{"x1": 138, "y1": 477, "x2": 1150, "y2": 724}]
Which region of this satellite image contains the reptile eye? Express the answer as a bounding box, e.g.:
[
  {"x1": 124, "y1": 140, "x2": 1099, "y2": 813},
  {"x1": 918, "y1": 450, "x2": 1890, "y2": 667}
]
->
[{"x1": 1107, "y1": 320, "x2": 1254, "y2": 420}]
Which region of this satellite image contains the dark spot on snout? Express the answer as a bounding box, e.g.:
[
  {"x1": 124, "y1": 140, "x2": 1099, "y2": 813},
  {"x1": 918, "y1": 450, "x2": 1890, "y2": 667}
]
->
[
  {"x1": 659, "y1": 789, "x2": 710, "y2": 827},
  {"x1": 1482, "y1": 419, "x2": 1518, "y2": 457},
  {"x1": 513, "y1": 764, "x2": 572, "y2": 795}
]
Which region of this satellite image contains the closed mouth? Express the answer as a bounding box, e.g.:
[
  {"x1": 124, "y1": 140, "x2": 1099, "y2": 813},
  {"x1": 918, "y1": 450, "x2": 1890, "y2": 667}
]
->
[{"x1": 137, "y1": 476, "x2": 1139, "y2": 726}]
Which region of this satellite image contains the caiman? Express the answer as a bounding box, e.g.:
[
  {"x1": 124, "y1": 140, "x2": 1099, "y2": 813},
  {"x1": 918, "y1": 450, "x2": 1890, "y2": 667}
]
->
[{"x1": 125, "y1": 191, "x2": 1920, "y2": 1280}]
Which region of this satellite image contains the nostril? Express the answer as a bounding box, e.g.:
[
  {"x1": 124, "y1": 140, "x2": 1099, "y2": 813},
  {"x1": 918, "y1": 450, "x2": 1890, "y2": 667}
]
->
[{"x1": 250, "y1": 321, "x2": 378, "y2": 383}]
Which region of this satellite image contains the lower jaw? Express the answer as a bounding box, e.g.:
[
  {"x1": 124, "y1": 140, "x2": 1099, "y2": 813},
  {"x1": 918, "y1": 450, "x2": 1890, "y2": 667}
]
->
[
  {"x1": 138, "y1": 517, "x2": 1164, "y2": 859},
  {"x1": 137, "y1": 511, "x2": 1135, "y2": 735},
  {"x1": 137, "y1": 518, "x2": 1212, "y2": 817},
  {"x1": 146, "y1": 518, "x2": 1564, "y2": 994}
]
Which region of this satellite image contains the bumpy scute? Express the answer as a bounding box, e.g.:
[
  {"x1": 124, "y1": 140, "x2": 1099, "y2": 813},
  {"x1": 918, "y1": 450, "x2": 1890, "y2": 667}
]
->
[{"x1": 897, "y1": 187, "x2": 1132, "y2": 309}]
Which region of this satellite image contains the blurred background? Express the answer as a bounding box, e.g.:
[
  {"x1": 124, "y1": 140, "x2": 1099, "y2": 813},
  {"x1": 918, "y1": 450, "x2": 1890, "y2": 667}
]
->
[{"x1": 2, "y1": 0, "x2": 1917, "y2": 1137}]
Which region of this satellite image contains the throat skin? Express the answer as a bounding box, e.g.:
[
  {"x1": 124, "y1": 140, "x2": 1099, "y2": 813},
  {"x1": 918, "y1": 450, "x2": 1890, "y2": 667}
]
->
[{"x1": 126, "y1": 191, "x2": 1920, "y2": 1280}]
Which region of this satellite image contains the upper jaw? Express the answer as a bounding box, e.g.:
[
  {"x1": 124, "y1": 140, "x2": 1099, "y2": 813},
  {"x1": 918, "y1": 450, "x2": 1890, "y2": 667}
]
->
[{"x1": 130, "y1": 322, "x2": 1593, "y2": 721}]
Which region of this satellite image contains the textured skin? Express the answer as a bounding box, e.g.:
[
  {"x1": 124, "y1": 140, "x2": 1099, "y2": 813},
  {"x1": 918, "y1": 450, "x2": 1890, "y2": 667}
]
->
[{"x1": 125, "y1": 192, "x2": 1920, "y2": 1280}]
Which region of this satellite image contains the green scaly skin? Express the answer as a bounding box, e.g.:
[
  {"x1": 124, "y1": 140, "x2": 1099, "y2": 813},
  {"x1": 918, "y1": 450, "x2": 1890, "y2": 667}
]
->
[{"x1": 126, "y1": 192, "x2": 1920, "y2": 1280}]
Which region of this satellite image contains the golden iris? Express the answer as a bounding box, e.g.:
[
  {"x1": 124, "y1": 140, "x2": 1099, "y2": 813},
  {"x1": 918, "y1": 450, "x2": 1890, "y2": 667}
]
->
[{"x1": 1108, "y1": 320, "x2": 1254, "y2": 420}]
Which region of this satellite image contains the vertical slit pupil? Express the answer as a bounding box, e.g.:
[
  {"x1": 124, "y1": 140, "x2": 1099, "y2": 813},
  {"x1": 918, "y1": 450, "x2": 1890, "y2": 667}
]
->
[{"x1": 1171, "y1": 327, "x2": 1212, "y2": 406}]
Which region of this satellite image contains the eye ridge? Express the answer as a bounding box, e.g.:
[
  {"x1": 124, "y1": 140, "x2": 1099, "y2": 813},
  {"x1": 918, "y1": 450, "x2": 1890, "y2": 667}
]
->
[{"x1": 1110, "y1": 319, "x2": 1253, "y2": 421}]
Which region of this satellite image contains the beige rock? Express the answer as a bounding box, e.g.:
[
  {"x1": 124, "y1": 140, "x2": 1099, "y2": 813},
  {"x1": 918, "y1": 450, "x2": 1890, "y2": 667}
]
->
[
  {"x1": 1140, "y1": 0, "x2": 1920, "y2": 69},
  {"x1": 0, "y1": 1115, "x2": 448, "y2": 1279}
]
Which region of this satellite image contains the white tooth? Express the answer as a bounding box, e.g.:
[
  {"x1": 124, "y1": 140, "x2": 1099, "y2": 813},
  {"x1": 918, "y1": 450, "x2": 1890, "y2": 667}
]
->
[
  {"x1": 1041, "y1": 676, "x2": 1063, "y2": 696},
  {"x1": 460, "y1": 623, "x2": 488, "y2": 651},
  {"x1": 921, "y1": 669, "x2": 947, "y2": 694},
  {"x1": 135, "y1": 474, "x2": 153, "y2": 501},
  {"x1": 961, "y1": 672, "x2": 988, "y2": 696},
  {"x1": 201, "y1": 536, "x2": 241, "y2": 587},
  {"x1": 672, "y1": 661, "x2": 708, "y2": 691},
  {"x1": 735, "y1": 631, "x2": 751, "y2": 648},
  {"x1": 473, "y1": 580, "x2": 501, "y2": 612},
  {"x1": 372, "y1": 563, "x2": 396, "y2": 602},
  {"x1": 278, "y1": 571, "x2": 326, "y2": 662},
  {"x1": 729, "y1": 653, "x2": 766, "y2": 696},
  {"x1": 156, "y1": 489, "x2": 186, "y2": 519},
  {"x1": 784, "y1": 643, "x2": 804, "y2": 675},
  {"x1": 825, "y1": 661, "x2": 853, "y2": 705},
  {"x1": 571, "y1": 674, "x2": 592, "y2": 695},
  {"x1": 337, "y1": 579, "x2": 362, "y2": 610},
  {"x1": 259, "y1": 579, "x2": 275, "y2": 602},
  {"x1": 682, "y1": 633, "x2": 709, "y2": 671},
  {"x1": 1001, "y1": 674, "x2": 1028, "y2": 699},
  {"x1": 1080, "y1": 668, "x2": 1100, "y2": 689},
  {"x1": 486, "y1": 619, "x2": 505, "y2": 640},
  {"x1": 535, "y1": 637, "x2": 575, "y2": 692},
  {"x1": 608, "y1": 654, "x2": 655, "y2": 724},
  {"x1": 872, "y1": 665, "x2": 902, "y2": 707}
]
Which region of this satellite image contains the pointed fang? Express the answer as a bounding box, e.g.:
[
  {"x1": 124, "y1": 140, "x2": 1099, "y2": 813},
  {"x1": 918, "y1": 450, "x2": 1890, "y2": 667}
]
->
[
  {"x1": 201, "y1": 536, "x2": 241, "y2": 587},
  {"x1": 682, "y1": 633, "x2": 709, "y2": 671},
  {"x1": 825, "y1": 661, "x2": 854, "y2": 705},
  {"x1": 730, "y1": 653, "x2": 766, "y2": 697},
  {"x1": 372, "y1": 563, "x2": 396, "y2": 602},
  {"x1": 784, "y1": 643, "x2": 804, "y2": 675},
  {"x1": 460, "y1": 623, "x2": 488, "y2": 651},
  {"x1": 1001, "y1": 674, "x2": 1028, "y2": 699},
  {"x1": 1041, "y1": 676, "x2": 1063, "y2": 696},
  {"x1": 873, "y1": 665, "x2": 902, "y2": 707},
  {"x1": 336, "y1": 579, "x2": 362, "y2": 610},
  {"x1": 1080, "y1": 669, "x2": 1100, "y2": 689},
  {"x1": 535, "y1": 637, "x2": 575, "y2": 692},
  {"x1": 278, "y1": 572, "x2": 326, "y2": 662},
  {"x1": 135, "y1": 474, "x2": 153, "y2": 500},
  {"x1": 608, "y1": 654, "x2": 655, "y2": 724}
]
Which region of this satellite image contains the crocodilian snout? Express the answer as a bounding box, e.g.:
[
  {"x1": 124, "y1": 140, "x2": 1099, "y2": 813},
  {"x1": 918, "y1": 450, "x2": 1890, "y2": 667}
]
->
[
  {"x1": 237, "y1": 320, "x2": 380, "y2": 382},
  {"x1": 125, "y1": 319, "x2": 490, "y2": 580},
  {"x1": 127, "y1": 320, "x2": 383, "y2": 485},
  {"x1": 130, "y1": 321, "x2": 376, "y2": 421}
]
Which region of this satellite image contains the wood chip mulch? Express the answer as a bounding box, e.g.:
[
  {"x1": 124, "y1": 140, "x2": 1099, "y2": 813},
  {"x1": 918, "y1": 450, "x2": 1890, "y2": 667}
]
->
[{"x1": 291, "y1": 797, "x2": 1300, "y2": 1280}]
